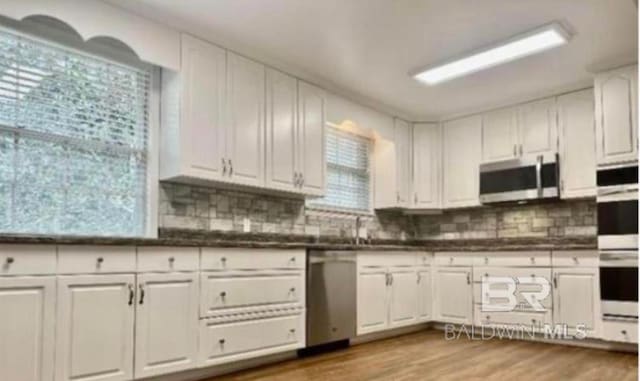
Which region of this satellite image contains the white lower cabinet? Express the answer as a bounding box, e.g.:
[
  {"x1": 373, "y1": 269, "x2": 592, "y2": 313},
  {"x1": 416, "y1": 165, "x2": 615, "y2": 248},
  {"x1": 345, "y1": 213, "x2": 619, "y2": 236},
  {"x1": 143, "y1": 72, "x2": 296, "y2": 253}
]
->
[
  {"x1": 199, "y1": 314, "x2": 304, "y2": 367},
  {"x1": 388, "y1": 268, "x2": 419, "y2": 328},
  {"x1": 552, "y1": 267, "x2": 600, "y2": 336},
  {"x1": 0, "y1": 276, "x2": 55, "y2": 381},
  {"x1": 134, "y1": 272, "x2": 199, "y2": 379},
  {"x1": 417, "y1": 267, "x2": 432, "y2": 322},
  {"x1": 434, "y1": 267, "x2": 473, "y2": 325},
  {"x1": 602, "y1": 319, "x2": 638, "y2": 344},
  {"x1": 55, "y1": 275, "x2": 135, "y2": 381},
  {"x1": 356, "y1": 267, "x2": 389, "y2": 334}
]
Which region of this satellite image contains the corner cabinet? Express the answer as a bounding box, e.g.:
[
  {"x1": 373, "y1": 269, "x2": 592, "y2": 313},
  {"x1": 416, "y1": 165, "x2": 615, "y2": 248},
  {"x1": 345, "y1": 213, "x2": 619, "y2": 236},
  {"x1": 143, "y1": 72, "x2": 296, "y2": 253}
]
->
[
  {"x1": 558, "y1": 89, "x2": 596, "y2": 199},
  {"x1": 594, "y1": 65, "x2": 638, "y2": 166},
  {"x1": 412, "y1": 123, "x2": 441, "y2": 209},
  {"x1": 442, "y1": 115, "x2": 482, "y2": 208}
]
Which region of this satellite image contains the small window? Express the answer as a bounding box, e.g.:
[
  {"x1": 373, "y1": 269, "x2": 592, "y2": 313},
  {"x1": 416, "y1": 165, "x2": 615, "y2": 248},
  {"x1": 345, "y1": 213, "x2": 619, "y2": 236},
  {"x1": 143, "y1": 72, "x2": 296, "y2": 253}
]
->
[
  {"x1": 0, "y1": 28, "x2": 152, "y2": 237},
  {"x1": 307, "y1": 126, "x2": 371, "y2": 213}
]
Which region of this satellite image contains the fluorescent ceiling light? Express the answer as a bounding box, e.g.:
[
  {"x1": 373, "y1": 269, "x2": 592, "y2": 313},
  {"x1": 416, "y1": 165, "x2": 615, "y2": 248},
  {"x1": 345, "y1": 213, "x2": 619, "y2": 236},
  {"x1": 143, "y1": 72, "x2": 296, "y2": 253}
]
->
[{"x1": 412, "y1": 22, "x2": 571, "y2": 85}]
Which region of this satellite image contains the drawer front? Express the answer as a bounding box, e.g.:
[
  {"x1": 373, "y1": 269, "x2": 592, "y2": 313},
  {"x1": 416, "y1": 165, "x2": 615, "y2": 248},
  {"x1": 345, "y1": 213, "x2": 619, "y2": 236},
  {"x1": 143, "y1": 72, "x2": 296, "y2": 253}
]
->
[
  {"x1": 137, "y1": 247, "x2": 199, "y2": 272},
  {"x1": 473, "y1": 284, "x2": 552, "y2": 308},
  {"x1": 200, "y1": 271, "x2": 305, "y2": 317},
  {"x1": 473, "y1": 267, "x2": 551, "y2": 282},
  {"x1": 58, "y1": 246, "x2": 136, "y2": 274},
  {"x1": 358, "y1": 252, "x2": 417, "y2": 268},
  {"x1": 434, "y1": 253, "x2": 476, "y2": 267},
  {"x1": 602, "y1": 320, "x2": 638, "y2": 344},
  {"x1": 474, "y1": 305, "x2": 552, "y2": 327},
  {"x1": 201, "y1": 248, "x2": 305, "y2": 270},
  {"x1": 474, "y1": 251, "x2": 551, "y2": 267},
  {"x1": 199, "y1": 314, "x2": 304, "y2": 367},
  {"x1": 0, "y1": 245, "x2": 56, "y2": 275},
  {"x1": 552, "y1": 250, "x2": 598, "y2": 267}
]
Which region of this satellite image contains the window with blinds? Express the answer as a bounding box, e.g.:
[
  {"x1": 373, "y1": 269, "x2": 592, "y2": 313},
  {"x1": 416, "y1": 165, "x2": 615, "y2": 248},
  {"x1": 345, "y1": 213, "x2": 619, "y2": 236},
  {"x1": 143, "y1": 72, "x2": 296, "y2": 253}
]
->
[
  {"x1": 0, "y1": 28, "x2": 151, "y2": 237},
  {"x1": 307, "y1": 126, "x2": 371, "y2": 213}
]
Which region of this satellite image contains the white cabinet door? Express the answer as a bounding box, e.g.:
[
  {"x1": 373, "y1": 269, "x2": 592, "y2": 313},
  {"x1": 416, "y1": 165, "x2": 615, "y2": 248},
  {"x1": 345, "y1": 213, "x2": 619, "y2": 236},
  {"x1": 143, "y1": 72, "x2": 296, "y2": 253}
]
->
[
  {"x1": 443, "y1": 115, "x2": 482, "y2": 208},
  {"x1": 417, "y1": 268, "x2": 432, "y2": 322},
  {"x1": 297, "y1": 80, "x2": 326, "y2": 196},
  {"x1": 373, "y1": 138, "x2": 398, "y2": 209},
  {"x1": 595, "y1": 65, "x2": 638, "y2": 166},
  {"x1": 394, "y1": 118, "x2": 412, "y2": 207},
  {"x1": 553, "y1": 268, "x2": 600, "y2": 335},
  {"x1": 518, "y1": 97, "x2": 558, "y2": 158},
  {"x1": 55, "y1": 275, "x2": 135, "y2": 381},
  {"x1": 388, "y1": 269, "x2": 418, "y2": 328},
  {"x1": 265, "y1": 68, "x2": 298, "y2": 192},
  {"x1": 434, "y1": 267, "x2": 472, "y2": 324},
  {"x1": 558, "y1": 89, "x2": 597, "y2": 199},
  {"x1": 412, "y1": 123, "x2": 441, "y2": 209},
  {"x1": 134, "y1": 273, "x2": 199, "y2": 379},
  {"x1": 482, "y1": 107, "x2": 519, "y2": 163},
  {"x1": 357, "y1": 268, "x2": 389, "y2": 334},
  {"x1": 0, "y1": 276, "x2": 55, "y2": 381},
  {"x1": 226, "y1": 52, "x2": 265, "y2": 187},
  {"x1": 179, "y1": 34, "x2": 226, "y2": 180}
]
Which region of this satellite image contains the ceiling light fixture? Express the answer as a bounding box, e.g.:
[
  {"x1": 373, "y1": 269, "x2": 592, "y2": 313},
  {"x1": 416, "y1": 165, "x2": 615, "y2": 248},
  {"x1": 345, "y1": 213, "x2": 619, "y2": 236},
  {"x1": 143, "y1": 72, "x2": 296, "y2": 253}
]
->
[{"x1": 411, "y1": 22, "x2": 571, "y2": 85}]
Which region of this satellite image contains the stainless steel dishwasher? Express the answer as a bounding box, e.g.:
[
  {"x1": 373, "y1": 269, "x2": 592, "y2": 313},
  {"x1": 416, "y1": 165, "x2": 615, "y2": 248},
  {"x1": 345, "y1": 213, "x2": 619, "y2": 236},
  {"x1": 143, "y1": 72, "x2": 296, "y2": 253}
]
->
[{"x1": 306, "y1": 250, "x2": 357, "y2": 348}]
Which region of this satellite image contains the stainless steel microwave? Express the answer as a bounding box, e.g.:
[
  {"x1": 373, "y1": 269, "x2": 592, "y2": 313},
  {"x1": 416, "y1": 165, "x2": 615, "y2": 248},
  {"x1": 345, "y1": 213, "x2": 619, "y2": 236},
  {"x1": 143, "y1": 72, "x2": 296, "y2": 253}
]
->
[{"x1": 479, "y1": 153, "x2": 559, "y2": 204}]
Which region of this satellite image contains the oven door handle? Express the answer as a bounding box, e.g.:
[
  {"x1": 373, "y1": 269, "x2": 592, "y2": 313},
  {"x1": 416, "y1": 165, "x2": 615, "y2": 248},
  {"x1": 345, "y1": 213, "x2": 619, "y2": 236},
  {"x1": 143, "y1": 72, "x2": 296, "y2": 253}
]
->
[{"x1": 535, "y1": 155, "x2": 543, "y2": 198}]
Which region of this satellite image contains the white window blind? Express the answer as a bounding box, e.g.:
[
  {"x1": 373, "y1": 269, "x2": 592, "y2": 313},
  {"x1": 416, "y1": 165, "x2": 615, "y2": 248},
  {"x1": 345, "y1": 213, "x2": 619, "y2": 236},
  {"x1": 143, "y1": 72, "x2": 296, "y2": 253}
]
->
[
  {"x1": 308, "y1": 126, "x2": 371, "y2": 213},
  {"x1": 0, "y1": 28, "x2": 150, "y2": 237}
]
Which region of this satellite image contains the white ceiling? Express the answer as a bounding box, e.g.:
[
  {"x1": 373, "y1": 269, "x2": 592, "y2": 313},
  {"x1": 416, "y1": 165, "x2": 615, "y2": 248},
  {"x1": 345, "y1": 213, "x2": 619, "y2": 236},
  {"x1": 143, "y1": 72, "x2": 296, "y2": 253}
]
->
[{"x1": 105, "y1": 0, "x2": 638, "y2": 120}]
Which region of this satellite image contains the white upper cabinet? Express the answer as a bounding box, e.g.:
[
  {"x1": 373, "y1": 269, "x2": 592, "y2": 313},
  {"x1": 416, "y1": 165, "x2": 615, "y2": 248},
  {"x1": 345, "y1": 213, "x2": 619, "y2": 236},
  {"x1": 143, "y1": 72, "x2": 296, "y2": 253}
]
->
[
  {"x1": 134, "y1": 272, "x2": 199, "y2": 379},
  {"x1": 558, "y1": 89, "x2": 596, "y2": 199},
  {"x1": 373, "y1": 138, "x2": 398, "y2": 209},
  {"x1": 0, "y1": 276, "x2": 55, "y2": 381},
  {"x1": 266, "y1": 68, "x2": 298, "y2": 192},
  {"x1": 412, "y1": 123, "x2": 441, "y2": 209},
  {"x1": 161, "y1": 34, "x2": 226, "y2": 181},
  {"x1": 518, "y1": 97, "x2": 558, "y2": 158},
  {"x1": 482, "y1": 107, "x2": 519, "y2": 163},
  {"x1": 443, "y1": 115, "x2": 482, "y2": 209},
  {"x1": 394, "y1": 118, "x2": 412, "y2": 207},
  {"x1": 297, "y1": 80, "x2": 327, "y2": 196},
  {"x1": 55, "y1": 275, "x2": 135, "y2": 381},
  {"x1": 226, "y1": 52, "x2": 265, "y2": 187},
  {"x1": 594, "y1": 65, "x2": 638, "y2": 166}
]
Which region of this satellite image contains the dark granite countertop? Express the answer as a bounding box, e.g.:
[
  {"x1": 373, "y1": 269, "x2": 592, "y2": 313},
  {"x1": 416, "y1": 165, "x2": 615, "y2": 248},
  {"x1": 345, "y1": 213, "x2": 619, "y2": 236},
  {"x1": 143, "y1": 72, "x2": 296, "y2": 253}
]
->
[{"x1": 0, "y1": 228, "x2": 597, "y2": 252}]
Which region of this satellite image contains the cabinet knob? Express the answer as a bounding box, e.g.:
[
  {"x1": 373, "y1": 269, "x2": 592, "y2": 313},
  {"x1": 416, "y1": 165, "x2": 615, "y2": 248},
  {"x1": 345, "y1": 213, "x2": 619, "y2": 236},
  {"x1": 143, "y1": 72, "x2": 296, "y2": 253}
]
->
[
  {"x1": 290, "y1": 257, "x2": 296, "y2": 262},
  {"x1": 290, "y1": 287, "x2": 295, "y2": 293},
  {"x1": 449, "y1": 257, "x2": 454, "y2": 263},
  {"x1": 290, "y1": 328, "x2": 296, "y2": 333},
  {"x1": 168, "y1": 257, "x2": 175, "y2": 263},
  {"x1": 219, "y1": 339, "x2": 225, "y2": 344},
  {"x1": 572, "y1": 257, "x2": 579, "y2": 263},
  {"x1": 96, "y1": 257, "x2": 104, "y2": 264},
  {"x1": 484, "y1": 257, "x2": 489, "y2": 264},
  {"x1": 220, "y1": 257, "x2": 227, "y2": 265},
  {"x1": 486, "y1": 315, "x2": 491, "y2": 320},
  {"x1": 621, "y1": 330, "x2": 627, "y2": 335},
  {"x1": 5, "y1": 257, "x2": 14, "y2": 264},
  {"x1": 530, "y1": 257, "x2": 535, "y2": 264},
  {"x1": 220, "y1": 291, "x2": 226, "y2": 297},
  {"x1": 531, "y1": 319, "x2": 537, "y2": 324}
]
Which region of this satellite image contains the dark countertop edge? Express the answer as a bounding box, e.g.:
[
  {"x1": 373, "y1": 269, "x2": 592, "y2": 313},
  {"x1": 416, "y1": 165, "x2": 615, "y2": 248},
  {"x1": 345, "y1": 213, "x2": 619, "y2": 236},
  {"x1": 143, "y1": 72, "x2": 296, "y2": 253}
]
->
[{"x1": 0, "y1": 230, "x2": 597, "y2": 251}]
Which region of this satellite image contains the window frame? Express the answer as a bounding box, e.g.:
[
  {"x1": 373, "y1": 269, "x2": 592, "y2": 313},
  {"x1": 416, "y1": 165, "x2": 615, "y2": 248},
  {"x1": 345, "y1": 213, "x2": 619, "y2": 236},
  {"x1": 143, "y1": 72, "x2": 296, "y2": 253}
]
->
[
  {"x1": 0, "y1": 21, "x2": 159, "y2": 238},
  {"x1": 305, "y1": 121, "x2": 374, "y2": 217}
]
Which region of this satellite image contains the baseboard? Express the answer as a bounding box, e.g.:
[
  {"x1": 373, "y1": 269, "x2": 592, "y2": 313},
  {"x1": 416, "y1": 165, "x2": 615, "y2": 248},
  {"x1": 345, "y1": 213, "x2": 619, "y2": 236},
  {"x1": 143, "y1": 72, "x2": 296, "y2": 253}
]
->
[
  {"x1": 351, "y1": 323, "x2": 431, "y2": 345},
  {"x1": 430, "y1": 323, "x2": 638, "y2": 353}
]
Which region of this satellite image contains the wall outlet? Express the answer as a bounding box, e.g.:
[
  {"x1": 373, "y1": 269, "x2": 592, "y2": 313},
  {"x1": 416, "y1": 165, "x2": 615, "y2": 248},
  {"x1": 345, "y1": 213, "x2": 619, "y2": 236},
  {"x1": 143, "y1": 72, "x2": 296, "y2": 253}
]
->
[{"x1": 243, "y1": 218, "x2": 251, "y2": 233}]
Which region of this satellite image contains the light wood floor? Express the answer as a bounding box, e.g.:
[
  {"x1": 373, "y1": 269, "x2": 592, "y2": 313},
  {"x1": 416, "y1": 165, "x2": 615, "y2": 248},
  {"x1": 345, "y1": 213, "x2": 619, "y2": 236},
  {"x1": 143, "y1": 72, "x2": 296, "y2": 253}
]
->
[{"x1": 209, "y1": 330, "x2": 638, "y2": 381}]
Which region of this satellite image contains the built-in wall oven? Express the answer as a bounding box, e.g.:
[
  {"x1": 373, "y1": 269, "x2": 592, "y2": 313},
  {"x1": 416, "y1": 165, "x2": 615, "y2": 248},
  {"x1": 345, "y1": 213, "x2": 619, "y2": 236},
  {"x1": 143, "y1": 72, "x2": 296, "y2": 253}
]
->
[
  {"x1": 597, "y1": 164, "x2": 638, "y2": 321},
  {"x1": 479, "y1": 153, "x2": 559, "y2": 204}
]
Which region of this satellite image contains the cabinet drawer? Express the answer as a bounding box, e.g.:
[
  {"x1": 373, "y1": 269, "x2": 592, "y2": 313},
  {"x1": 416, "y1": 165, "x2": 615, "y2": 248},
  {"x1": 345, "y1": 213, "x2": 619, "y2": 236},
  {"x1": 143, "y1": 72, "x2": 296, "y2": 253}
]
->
[
  {"x1": 200, "y1": 271, "x2": 304, "y2": 317},
  {"x1": 58, "y1": 246, "x2": 136, "y2": 274},
  {"x1": 358, "y1": 252, "x2": 417, "y2": 268},
  {"x1": 137, "y1": 247, "x2": 199, "y2": 272},
  {"x1": 434, "y1": 253, "x2": 476, "y2": 267},
  {"x1": 474, "y1": 305, "x2": 552, "y2": 327},
  {"x1": 201, "y1": 248, "x2": 305, "y2": 270},
  {"x1": 474, "y1": 251, "x2": 551, "y2": 267},
  {"x1": 199, "y1": 314, "x2": 305, "y2": 367},
  {"x1": 0, "y1": 245, "x2": 56, "y2": 275},
  {"x1": 552, "y1": 250, "x2": 598, "y2": 267},
  {"x1": 473, "y1": 267, "x2": 551, "y2": 283},
  {"x1": 473, "y1": 283, "x2": 552, "y2": 308},
  {"x1": 602, "y1": 319, "x2": 638, "y2": 344}
]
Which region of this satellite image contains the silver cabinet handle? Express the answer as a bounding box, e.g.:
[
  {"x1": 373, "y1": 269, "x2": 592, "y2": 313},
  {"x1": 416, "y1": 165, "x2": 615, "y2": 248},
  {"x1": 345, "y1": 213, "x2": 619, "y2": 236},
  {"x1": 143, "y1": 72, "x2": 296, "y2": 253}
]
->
[
  {"x1": 293, "y1": 172, "x2": 299, "y2": 186},
  {"x1": 519, "y1": 144, "x2": 523, "y2": 156},
  {"x1": 228, "y1": 159, "x2": 233, "y2": 175},
  {"x1": 385, "y1": 273, "x2": 390, "y2": 286},
  {"x1": 220, "y1": 291, "x2": 226, "y2": 298},
  {"x1": 222, "y1": 158, "x2": 227, "y2": 175},
  {"x1": 139, "y1": 284, "x2": 145, "y2": 305},
  {"x1": 128, "y1": 284, "x2": 134, "y2": 306},
  {"x1": 513, "y1": 144, "x2": 517, "y2": 156},
  {"x1": 389, "y1": 273, "x2": 393, "y2": 285},
  {"x1": 417, "y1": 273, "x2": 421, "y2": 284},
  {"x1": 396, "y1": 192, "x2": 400, "y2": 203},
  {"x1": 466, "y1": 272, "x2": 471, "y2": 285},
  {"x1": 96, "y1": 257, "x2": 104, "y2": 265},
  {"x1": 219, "y1": 339, "x2": 225, "y2": 345},
  {"x1": 300, "y1": 174, "x2": 304, "y2": 187},
  {"x1": 5, "y1": 257, "x2": 14, "y2": 265},
  {"x1": 414, "y1": 193, "x2": 418, "y2": 204},
  {"x1": 535, "y1": 155, "x2": 543, "y2": 198},
  {"x1": 553, "y1": 274, "x2": 558, "y2": 288}
]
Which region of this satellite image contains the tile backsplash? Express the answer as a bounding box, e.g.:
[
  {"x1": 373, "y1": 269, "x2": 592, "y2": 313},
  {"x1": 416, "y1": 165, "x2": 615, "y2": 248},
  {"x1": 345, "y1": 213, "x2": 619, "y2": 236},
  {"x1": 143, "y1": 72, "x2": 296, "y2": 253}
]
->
[{"x1": 159, "y1": 182, "x2": 596, "y2": 240}]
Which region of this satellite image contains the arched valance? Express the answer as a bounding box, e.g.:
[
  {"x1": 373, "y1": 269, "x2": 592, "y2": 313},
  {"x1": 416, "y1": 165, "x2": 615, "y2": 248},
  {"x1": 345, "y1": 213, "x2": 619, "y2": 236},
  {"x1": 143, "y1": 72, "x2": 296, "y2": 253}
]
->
[{"x1": 0, "y1": 0, "x2": 180, "y2": 70}]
